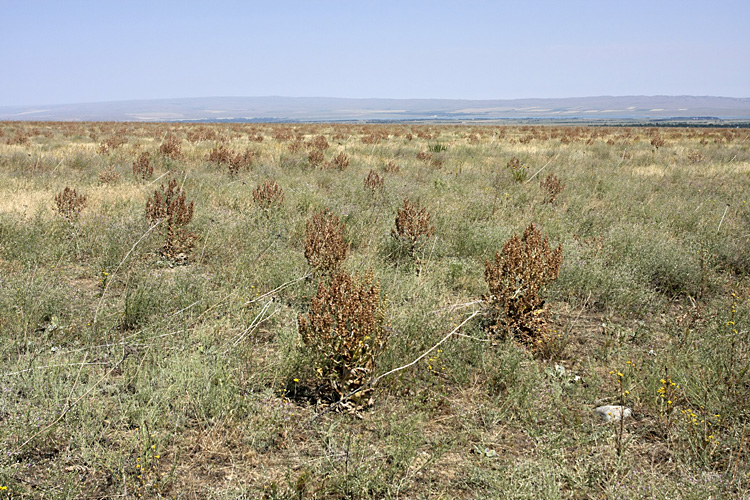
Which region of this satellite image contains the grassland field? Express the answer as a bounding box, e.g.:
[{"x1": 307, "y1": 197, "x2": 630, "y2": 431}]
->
[{"x1": 0, "y1": 121, "x2": 748, "y2": 499}]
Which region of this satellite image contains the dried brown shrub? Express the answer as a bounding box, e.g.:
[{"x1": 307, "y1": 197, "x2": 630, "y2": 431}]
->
[
  {"x1": 687, "y1": 151, "x2": 705, "y2": 163},
  {"x1": 540, "y1": 173, "x2": 565, "y2": 203},
  {"x1": 145, "y1": 178, "x2": 196, "y2": 263},
  {"x1": 650, "y1": 135, "x2": 665, "y2": 149},
  {"x1": 384, "y1": 160, "x2": 400, "y2": 174},
  {"x1": 206, "y1": 145, "x2": 233, "y2": 165},
  {"x1": 159, "y1": 133, "x2": 182, "y2": 159},
  {"x1": 228, "y1": 149, "x2": 255, "y2": 175},
  {"x1": 97, "y1": 134, "x2": 127, "y2": 154},
  {"x1": 307, "y1": 149, "x2": 325, "y2": 168},
  {"x1": 304, "y1": 209, "x2": 348, "y2": 277},
  {"x1": 207, "y1": 146, "x2": 255, "y2": 175},
  {"x1": 327, "y1": 152, "x2": 350, "y2": 170},
  {"x1": 132, "y1": 152, "x2": 153, "y2": 180},
  {"x1": 187, "y1": 126, "x2": 217, "y2": 143},
  {"x1": 7, "y1": 132, "x2": 29, "y2": 146},
  {"x1": 98, "y1": 167, "x2": 121, "y2": 185},
  {"x1": 484, "y1": 223, "x2": 562, "y2": 349},
  {"x1": 364, "y1": 170, "x2": 384, "y2": 193},
  {"x1": 54, "y1": 187, "x2": 87, "y2": 220},
  {"x1": 392, "y1": 199, "x2": 435, "y2": 257},
  {"x1": 309, "y1": 134, "x2": 330, "y2": 151},
  {"x1": 252, "y1": 179, "x2": 284, "y2": 210},
  {"x1": 416, "y1": 151, "x2": 432, "y2": 163},
  {"x1": 298, "y1": 270, "x2": 389, "y2": 405},
  {"x1": 288, "y1": 138, "x2": 304, "y2": 153}
]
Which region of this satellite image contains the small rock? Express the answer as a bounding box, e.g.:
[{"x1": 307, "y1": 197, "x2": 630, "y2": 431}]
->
[{"x1": 594, "y1": 405, "x2": 632, "y2": 422}]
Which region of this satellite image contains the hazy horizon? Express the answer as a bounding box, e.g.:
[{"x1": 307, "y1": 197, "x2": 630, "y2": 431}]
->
[{"x1": 2, "y1": 1, "x2": 749, "y2": 107}]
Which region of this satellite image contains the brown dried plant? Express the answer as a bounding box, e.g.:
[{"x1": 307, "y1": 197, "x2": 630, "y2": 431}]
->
[
  {"x1": 687, "y1": 151, "x2": 705, "y2": 163},
  {"x1": 206, "y1": 144, "x2": 233, "y2": 165},
  {"x1": 392, "y1": 198, "x2": 435, "y2": 257},
  {"x1": 540, "y1": 173, "x2": 565, "y2": 203},
  {"x1": 307, "y1": 149, "x2": 325, "y2": 168},
  {"x1": 484, "y1": 223, "x2": 563, "y2": 349},
  {"x1": 363, "y1": 169, "x2": 384, "y2": 193},
  {"x1": 98, "y1": 167, "x2": 121, "y2": 185},
  {"x1": 384, "y1": 160, "x2": 400, "y2": 174},
  {"x1": 298, "y1": 270, "x2": 389, "y2": 405},
  {"x1": 132, "y1": 152, "x2": 153, "y2": 180},
  {"x1": 650, "y1": 135, "x2": 665, "y2": 149},
  {"x1": 97, "y1": 134, "x2": 127, "y2": 154},
  {"x1": 252, "y1": 179, "x2": 285, "y2": 210},
  {"x1": 145, "y1": 178, "x2": 196, "y2": 263},
  {"x1": 416, "y1": 151, "x2": 433, "y2": 163},
  {"x1": 54, "y1": 187, "x2": 87, "y2": 220},
  {"x1": 304, "y1": 209, "x2": 349, "y2": 277},
  {"x1": 158, "y1": 133, "x2": 182, "y2": 159},
  {"x1": 327, "y1": 151, "x2": 350, "y2": 170},
  {"x1": 309, "y1": 134, "x2": 330, "y2": 151}
]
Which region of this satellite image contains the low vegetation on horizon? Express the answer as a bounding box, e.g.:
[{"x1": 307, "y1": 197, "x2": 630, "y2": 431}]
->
[{"x1": 0, "y1": 121, "x2": 748, "y2": 499}]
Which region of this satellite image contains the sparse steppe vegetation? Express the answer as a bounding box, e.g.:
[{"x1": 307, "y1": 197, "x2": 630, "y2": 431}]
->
[{"x1": 0, "y1": 121, "x2": 749, "y2": 499}]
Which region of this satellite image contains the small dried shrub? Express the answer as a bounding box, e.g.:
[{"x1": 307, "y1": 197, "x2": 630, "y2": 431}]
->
[
  {"x1": 97, "y1": 134, "x2": 127, "y2": 154},
  {"x1": 391, "y1": 199, "x2": 435, "y2": 257},
  {"x1": 309, "y1": 134, "x2": 330, "y2": 151},
  {"x1": 687, "y1": 151, "x2": 705, "y2": 163},
  {"x1": 327, "y1": 152, "x2": 350, "y2": 170},
  {"x1": 384, "y1": 160, "x2": 400, "y2": 174},
  {"x1": 650, "y1": 135, "x2": 665, "y2": 149},
  {"x1": 206, "y1": 145, "x2": 233, "y2": 165},
  {"x1": 416, "y1": 151, "x2": 433, "y2": 163},
  {"x1": 159, "y1": 133, "x2": 182, "y2": 159},
  {"x1": 361, "y1": 133, "x2": 381, "y2": 145},
  {"x1": 304, "y1": 209, "x2": 348, "y2": 277},
  {"x1": 298, "y1": 270, "x2": 389, "y2": 406},
  {"x1": 484, "y1": 223, "x2": 562, "y2": 349},
  {"x1": 145, "y1": 178, "x2": 196, "y2": 263},
  {"x1": 540, "y1": 173, "x2": 565, "y2": 203},
  {"x1": 187, "y1": 126, "x2": 217, "y2": 143},
  {"x1": 364, "y1": 170, "x2": 384, "y2": 193},
  {"x1": 54, "y1": 187, "x2": 87, "y2": 220},
  {"x1": 252, "y1": 179, "x2": 285, "y2": 210},
  {"x1": 228, "y1": 149, "x2": 255, "y2": 175},
  {"x1": 288, "y1": 138, "x2": 304, "y2": 153},
  {"x1": 307, "y1": 149, "x2": 325, "y2": 168},
  {"x1": 506, "y1": 156, "x2": 528, "y2": 183},
  {"x1": 132, "y1": 152, "x2": 153, "y2": 180},
  {"x1": 7, "y1": 132, "x2": 29, "y2": 146},
  {"x1": 98, "y1": 167, "x2": 121, "y2": 185}
]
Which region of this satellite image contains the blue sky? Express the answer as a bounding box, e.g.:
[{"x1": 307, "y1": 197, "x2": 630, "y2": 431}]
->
[{"x1": 1, "y1": 1, "x2": 748, "y2": 106}]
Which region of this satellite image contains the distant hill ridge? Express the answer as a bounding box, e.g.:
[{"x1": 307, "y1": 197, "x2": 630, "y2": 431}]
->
[{"x1": 1, "y1": 95, "x2": 749, "y2": 122}]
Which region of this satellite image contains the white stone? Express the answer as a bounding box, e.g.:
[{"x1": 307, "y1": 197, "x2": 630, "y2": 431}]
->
[{"x1": 594, "y1": 405, "x2": 632, "y2": 422}]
